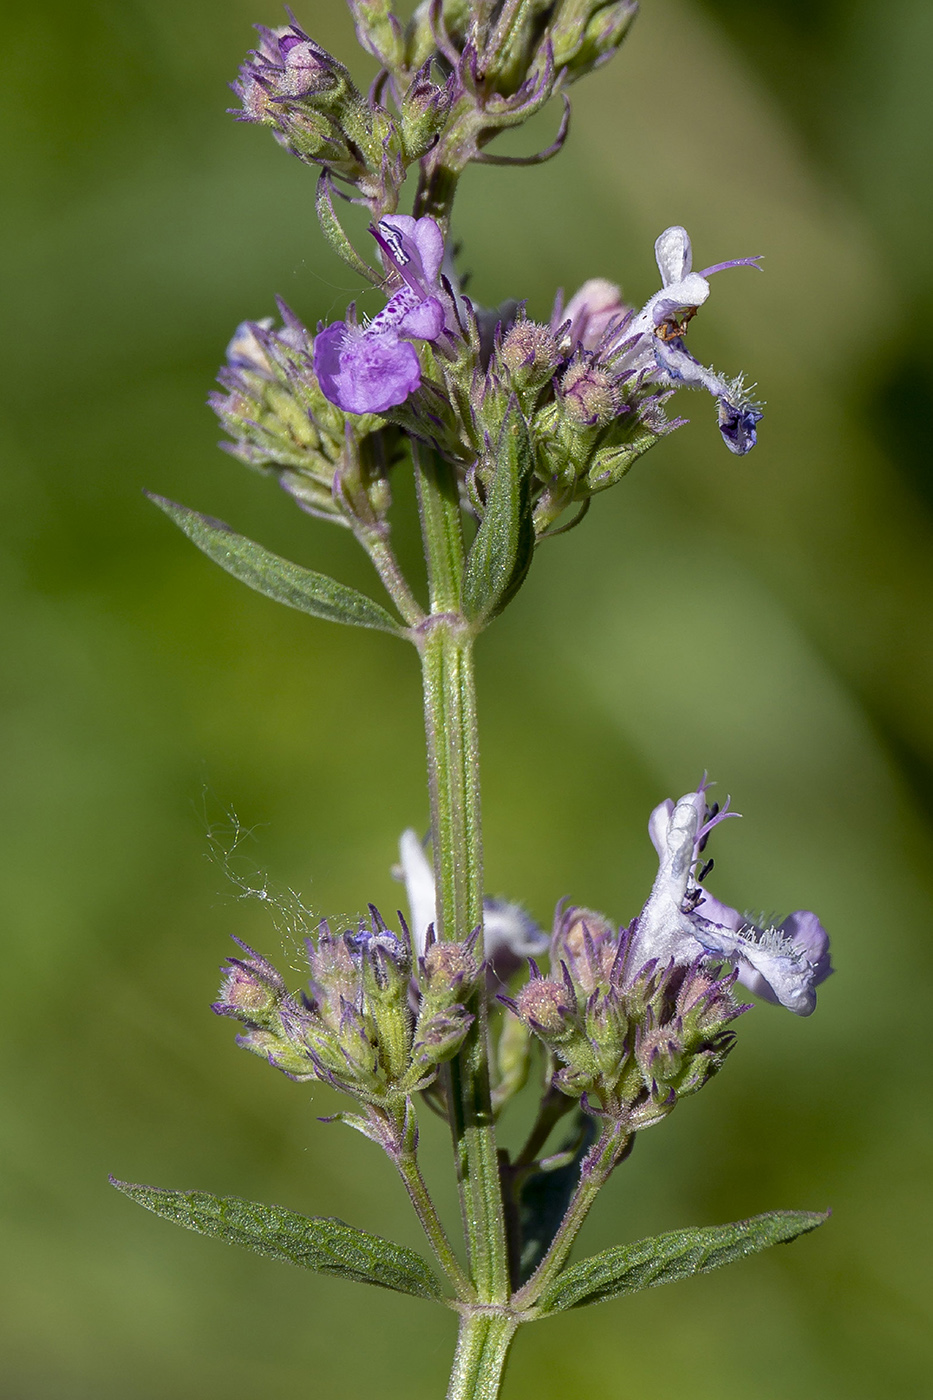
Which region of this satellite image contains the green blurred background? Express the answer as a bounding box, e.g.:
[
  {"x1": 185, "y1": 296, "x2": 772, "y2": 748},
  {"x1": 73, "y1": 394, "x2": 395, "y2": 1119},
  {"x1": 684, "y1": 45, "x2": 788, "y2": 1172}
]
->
[{"x1": 3, "y1": 0, "x2": 933, "y2": 1395}]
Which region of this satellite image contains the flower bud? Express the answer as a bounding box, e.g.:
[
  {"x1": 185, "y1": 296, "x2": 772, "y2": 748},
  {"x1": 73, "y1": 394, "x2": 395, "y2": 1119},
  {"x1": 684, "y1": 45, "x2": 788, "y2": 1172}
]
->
[
  {"x1": 514, "y1": 977, "x2": 576, "y2": 1039},
  {"x1": 230, "y1": 19, "x2": 406, "y2": 205},
  {"x1": 568, "y1": 0, "x2": 638, "y2": 77},
  {"x1": 550, "y1": 903, "x2": 620, "y2": 996},
  {"x1": 346, "y1": 0, "x2": 406, "y2": 68},
  {"x1": 411, "y1": 1006, "x2": 474, "y2": 1071},
  {"x1": 559, "y1": 356, "x2": 621, "y2": 427},
  {"x1": 500, "y1": 319, "x2": 562, "y2": 397},
  {"x1": 212, "y1": 940, "x2": 287, "y2": 1031},
  {"x1": 421, "y1": 940, "x2": 479, "y2": 995},
  {"x1": 399, "y1": 63, "x2": 454, "y2": 163},
  {"x1": 233, "y1": 1026, "x2": 317, "y2": 1081}
]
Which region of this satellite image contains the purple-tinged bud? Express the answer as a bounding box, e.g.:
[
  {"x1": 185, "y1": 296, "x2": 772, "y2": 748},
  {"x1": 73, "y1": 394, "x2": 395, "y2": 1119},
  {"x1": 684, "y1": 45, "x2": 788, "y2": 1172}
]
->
[
  {"x1": 635, "y1": 1024, "x2": 684, "y2": 1084},
  {"x1": 571, "y1": 0, "x2": 638, "y2": 76},
  {"x1": 399, "y1": 61, "x2": 454, "y2": 162},
  {"x1": 422, "y1": 940, "x2": 479, "y2": 993},
  {"x1": 234, "y1": 24, "x2": 346, "y2": 112},
  {"x1": 550, "y1": 903, "x2": 620, "y2": 996},
  {"x1": 558, "y1": 356, "x2": 622, "y2": 427},
  {"x1": 346, "y1": 0, "x2": 406, "y2": 67},
  {"x1": 553, "y1": 1063, "x2": 597, "y2": 1097},
  {"x1": 275, "y1": 34, "x2": 338, "y2": 98},
  {"x1": 553, "y1": 278, "x2": 629, "y2": 352},
  {"x1": 212, "y1": 940, "x2": 287, "y2": 1029},
  {"x1": 514, "y1": 978, "x2": 576, "y2": 1039},
  {"x1": 234, "y1": 1026, "x2": 317, "y2": 1081},
  {"x1": 500, "y1": 319, "x2": 562, "y2": 394},
  {"x1": 412, "y1": 1006, "x2": 474, "y2": 1069}
]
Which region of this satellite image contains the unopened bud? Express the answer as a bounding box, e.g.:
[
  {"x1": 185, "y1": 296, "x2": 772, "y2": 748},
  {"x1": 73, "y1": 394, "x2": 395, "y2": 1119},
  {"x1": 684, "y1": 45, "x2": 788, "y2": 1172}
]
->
[
  {"x1": 515, "y1": 978, "x2": 575, "y2": 1038},
  {"x1": 559, "y1": 357, "x2": 621, "y2": 427},
  {"x1": 500, "y1": 320, "x2": 561, "y2": 394},
  {"x1": 422, "y1": 941, "x2": 479, "y2": 992},
  {"x1": 551, "y1": 904, "x2": 618, "y2": 995},
  {"x1": 212, "y1": 941, "x2": 287, "y2": 1030},
  {"x1": 400, "y1": 63, "x2": 454, "y2": 163},
  {"x1": 346, "y1": 0, "x2": 406, "y2": 68},
  {"x1": 411, "y1": 1006, "x2": 474, "y2": 1070}
]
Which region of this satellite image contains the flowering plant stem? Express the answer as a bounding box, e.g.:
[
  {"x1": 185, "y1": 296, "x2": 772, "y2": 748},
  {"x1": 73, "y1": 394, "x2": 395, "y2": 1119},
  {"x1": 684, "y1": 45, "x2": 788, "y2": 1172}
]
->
[
  {"x1": 448, "y1": 1311, "x2": 520, "y2": 1400},
  {"x1": 392, "y1": 1138, "x2": 476, "y2": 1301},
  {"x1": 414, "y1": 440, "x2": 513, "y2": 1390}
]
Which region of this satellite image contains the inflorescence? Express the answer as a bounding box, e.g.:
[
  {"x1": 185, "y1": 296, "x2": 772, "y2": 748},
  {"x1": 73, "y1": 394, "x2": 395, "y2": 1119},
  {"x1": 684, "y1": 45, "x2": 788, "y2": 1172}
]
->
[
  {"x1": 212, "y1": 6, "x2": 764, "y2": 552},
  {"x1": 216, "y1": 782, "x2": 830, "y2": 1138}
]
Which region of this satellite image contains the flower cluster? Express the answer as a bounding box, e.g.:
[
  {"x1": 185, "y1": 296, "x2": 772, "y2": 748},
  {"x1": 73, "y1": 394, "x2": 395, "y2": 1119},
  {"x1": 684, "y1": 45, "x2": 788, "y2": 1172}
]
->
[
  {"x1": 231, "y1": 16, "x2": 416, "y2": 214},
  {"x1": 213, "y1": 907, "x2": 481, "y2": 1109},
  {"x1": 209, "y1": 300, "x2": 401, "y2": 528},
  {"x1": 504, "y1": 909, "x2": 746, "y2": 1125},
  {"x1": 212, "y1": 217, "x2": 765, "y2": 544},
  {"x1": 505, "y1": 781, "x2": 831, "y2": 1123}
]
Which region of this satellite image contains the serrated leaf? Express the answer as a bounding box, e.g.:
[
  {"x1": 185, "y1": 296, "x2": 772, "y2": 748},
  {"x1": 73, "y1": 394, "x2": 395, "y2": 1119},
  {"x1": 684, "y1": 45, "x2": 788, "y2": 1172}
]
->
[
  {"x1": 536, "y1": 1209, "x2": 829, "y2": 1314},
  {"x1": 149, "y1": 495, "x2": 403, "y2": 634},
  {"x1": 461, "y1": 400, "x2": 535, "y2": 624},
  {"x1": 110, "y1": 1179, "x2": 445, "y2": 1301}
]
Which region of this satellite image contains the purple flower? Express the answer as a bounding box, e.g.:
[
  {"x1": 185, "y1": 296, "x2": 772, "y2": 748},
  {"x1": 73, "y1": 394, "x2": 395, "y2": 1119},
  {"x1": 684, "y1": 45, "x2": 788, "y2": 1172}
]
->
[
  {"x1": 313, "y1": 215, "x2": 449, "y2": 415},
  {"x1": 629, "y1": 781, "x2": 832, "y2": 1015}
]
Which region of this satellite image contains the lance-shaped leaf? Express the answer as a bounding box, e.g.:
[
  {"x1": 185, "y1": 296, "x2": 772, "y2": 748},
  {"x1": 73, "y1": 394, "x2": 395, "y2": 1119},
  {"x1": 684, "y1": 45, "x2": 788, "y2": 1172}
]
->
[
  {"x1": 461, "y1": 399, "x2": 535, "y2": 624},
  {"x1": 110, "y1": 1180, "x2": 445, "y2": 1301},
  {"x1": 316, "y1": 172, "x2": 381, "y2": 285},
  {"x1": 535, "y1": 1209, "x2": 829, "y2": 1314},
  {"x1": 149, "y1": 495, "x2": 403, "y2": 634}
]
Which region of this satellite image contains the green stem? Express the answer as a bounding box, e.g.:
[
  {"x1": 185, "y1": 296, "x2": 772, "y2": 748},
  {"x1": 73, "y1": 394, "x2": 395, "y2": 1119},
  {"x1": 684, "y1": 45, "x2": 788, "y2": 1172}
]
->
[
  {"x1": 412, "y1": 439, "x2": 464, "y2": 614},
  {"x1": 413, "y1": 446, "x2": 510, "y2": 1308},
  {"x1": 354, "y1": 525, "x2": 425, "y2": 628},
  {"x1": 512, "y1": 1119, "x2": 630, "y2": 1311},
  {"x1": 447, "y1": 1310, "x2": 518, "y2": 1400},
  {"x1": 394, "y1": 1147, "x2": 475, "y2": 1301}
]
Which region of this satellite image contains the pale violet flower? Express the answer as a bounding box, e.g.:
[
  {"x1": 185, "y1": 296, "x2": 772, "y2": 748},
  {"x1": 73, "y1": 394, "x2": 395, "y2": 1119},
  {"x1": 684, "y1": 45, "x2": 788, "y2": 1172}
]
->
[
  {"x1": 629, "y1": 782, "x2": 832, "y2": 1015},
  {"x1": 561, "y1": 226, "x2": 764, "y2": 454},
  {"x1": 396, "y1": 829, "x2": 547, "y2": 966}
]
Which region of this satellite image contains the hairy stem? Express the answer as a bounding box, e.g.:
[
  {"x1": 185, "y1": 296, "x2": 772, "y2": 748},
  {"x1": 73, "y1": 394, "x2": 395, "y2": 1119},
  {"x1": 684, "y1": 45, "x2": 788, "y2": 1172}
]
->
[
  {"x1": 354, "y1": 525, "x2": 426, "y2": 627},
  {"x1": 447, "y1": 1310, "x2": 518, "y2": 1400},
  {"x1": 512, "y1": 1118, "x2": 630, "y2": 1310},
  {"x1": 393, "y1": 1146, "x2": 475, "y2": 1300},
  {"x1": 414, "y1": 445, "x2": 510, "y2": 1307}
]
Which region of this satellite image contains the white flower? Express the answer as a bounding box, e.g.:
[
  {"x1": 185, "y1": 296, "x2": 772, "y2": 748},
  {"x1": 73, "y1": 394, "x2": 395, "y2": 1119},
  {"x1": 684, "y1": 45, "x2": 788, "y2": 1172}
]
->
[
  {"x1": 396, "y1": 830, "x2": 547, "y2": 964},
  {"x1": 630, "y1": 783, "x2": 831, "y2": 1016}
]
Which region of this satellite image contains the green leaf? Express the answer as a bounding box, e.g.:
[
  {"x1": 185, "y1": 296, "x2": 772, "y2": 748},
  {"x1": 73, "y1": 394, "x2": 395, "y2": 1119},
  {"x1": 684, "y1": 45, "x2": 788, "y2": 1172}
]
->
[
  {"x1": 461, "y1": 400, "x2": 535, "y2": 624},
  {"x1": 316, "y1": 172, "x2": 381, "y2": 285},
  {"x1": 149, "y1": 495, "x2": 403, "y2": 634},
  {"x1": 536, "y1": 1209, "x2": 829, "y2": 1314},
  {"x1": 110, "y1": 1179, "x2": 445, "y2": 1302}
]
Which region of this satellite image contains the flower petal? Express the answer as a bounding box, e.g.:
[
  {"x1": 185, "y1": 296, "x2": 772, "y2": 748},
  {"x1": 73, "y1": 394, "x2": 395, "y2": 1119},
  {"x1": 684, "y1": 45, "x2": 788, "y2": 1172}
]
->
[
  {"x1": 399, "y1": 829, "x2": 436, "y2": 959},
  {"x1": 654, "y1": 226, "x2": 693, "y2": 286},
  {"x1": 313, "y1": 324, "x2": 421, "y2": 414}
]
